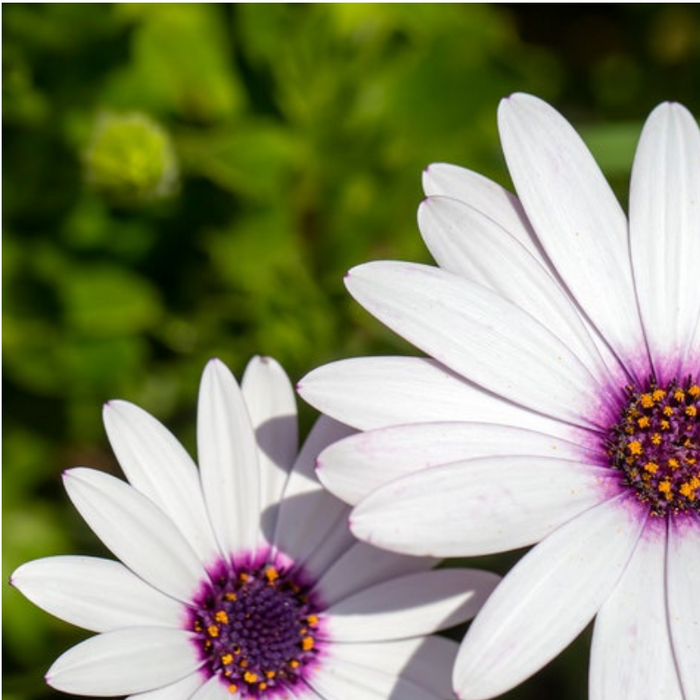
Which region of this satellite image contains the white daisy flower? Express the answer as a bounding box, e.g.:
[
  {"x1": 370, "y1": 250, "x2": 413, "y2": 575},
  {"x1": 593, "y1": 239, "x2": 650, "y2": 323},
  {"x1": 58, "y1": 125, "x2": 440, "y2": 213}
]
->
[
  {"x1": 11, "y1": 356, "x2": 500, "y2": 700},
  {"x1": 298, "y1": 94, "x2": 700, "y2": 700}
]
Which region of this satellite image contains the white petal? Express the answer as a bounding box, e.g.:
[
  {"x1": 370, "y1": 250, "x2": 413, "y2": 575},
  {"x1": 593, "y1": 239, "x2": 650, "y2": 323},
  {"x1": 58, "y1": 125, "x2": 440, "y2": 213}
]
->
[
  {"x1": 630, "y1": 102, "x2": 700, "y2": 380},
  {"x1": 419, "y1": 196, "x2": 610, "y2": 380},
  {"x1": 330, "y1": 636, "x2": 458, "y2": 699},
  {"x1": 189, "y1": 676, "x2": 233, "y2": 700},
  {"x1": 241, "y1": 355, "x2": 298, "y2": 546},
  {"x1": 103, "y1": 401, "x2": 220, "y2": 567},
  {"x1": 344, "y1": 261, "x2": 610, "y2": 429},
  {"x1": 272, "y1": 416, "x2": 355, "y2": 578},
  {"x1": 590, "y1": 521, "x2": 683, "y2": 700},
  {"x1": 317, "y1": 541, "x2": 436, "y2": 606},
  {"x1": 422, "y1": 162, "x2": 542, "y2": 260},
  {"x1": 453, "y1": 495, "x2": 644, "y2": 700},
  {"x1": 324, "y1": 568, "x2": 499, "y2": 641},
  {"x1": 667, "y1": 514, "x2": 700, "y2": 700},
  {"x1": 10, "y1": 556, "x2": 184, "y2": 632},
  {"x1": 318, "y1": 421, "x2": 596, "y2": 506},
  {"x1": 47, "y1": 628, "x2": 200, "y2": 696},
  {"x1": 127, "y1": 672, "x2": 205, "y2": 700},
  {"x1": 352, "y1": 457, "x2": 614, "y2": 557},
  {"x1": 63, "y1": 468, "x2": 207, "y2": 602},
  {"x1": 198, "y1": 359, "x2": 260, "y2": 557},
  {"x1": 299, "y1": 356, "x2": 582, "y2": 438},
  {"x1": 498, "y1": 93, "x2": 646, "y2": 378}
]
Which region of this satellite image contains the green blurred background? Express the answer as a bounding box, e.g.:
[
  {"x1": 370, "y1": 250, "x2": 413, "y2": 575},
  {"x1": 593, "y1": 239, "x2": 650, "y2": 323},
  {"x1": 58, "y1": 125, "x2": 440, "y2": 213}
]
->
[{"x1": 4, "y1": 4, "x2": 700, "y2": 700}]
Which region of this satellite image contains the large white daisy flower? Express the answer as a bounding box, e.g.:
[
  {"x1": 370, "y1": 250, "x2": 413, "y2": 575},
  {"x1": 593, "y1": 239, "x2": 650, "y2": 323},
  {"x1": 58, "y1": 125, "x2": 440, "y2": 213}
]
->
[
  {"x1": 11, "y1": 356, "x2": 499, "y2": 700},
  {"x1": 298, "y1": 94, "x2": 700, "y2": 700}
]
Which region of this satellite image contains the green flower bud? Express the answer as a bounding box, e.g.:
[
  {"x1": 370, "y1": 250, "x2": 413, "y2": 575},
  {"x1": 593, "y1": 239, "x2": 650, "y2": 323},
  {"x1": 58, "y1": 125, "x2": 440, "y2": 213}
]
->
[{"x1": 84, "y1": 112, "x2": 178, "y2": 204}]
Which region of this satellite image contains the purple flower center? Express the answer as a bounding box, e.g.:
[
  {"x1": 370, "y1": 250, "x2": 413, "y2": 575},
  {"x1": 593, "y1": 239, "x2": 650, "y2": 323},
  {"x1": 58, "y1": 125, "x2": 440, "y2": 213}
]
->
[
  {"x1": 189, "y1": 557, "x2": 322, "y2": 697},
  {"x1": 607, "y1": 377, "x2": 700, "y2": 515}
]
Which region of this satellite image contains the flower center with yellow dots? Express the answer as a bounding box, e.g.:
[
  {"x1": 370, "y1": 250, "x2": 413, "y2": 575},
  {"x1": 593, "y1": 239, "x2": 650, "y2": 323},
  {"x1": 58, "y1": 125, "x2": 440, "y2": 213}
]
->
[
  {"x1": 607, "y1": 378, "x2": 700, "y2": 515},
  {"x1": 189, "y1": 558, "x2": 322, "y2": 697}
]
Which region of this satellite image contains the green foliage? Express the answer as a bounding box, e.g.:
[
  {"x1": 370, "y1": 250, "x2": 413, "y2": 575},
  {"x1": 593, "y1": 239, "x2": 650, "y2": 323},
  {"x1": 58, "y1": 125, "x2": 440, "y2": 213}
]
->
[{"x1": 4, "y1": 5, "x2": 700, "y2": 700}]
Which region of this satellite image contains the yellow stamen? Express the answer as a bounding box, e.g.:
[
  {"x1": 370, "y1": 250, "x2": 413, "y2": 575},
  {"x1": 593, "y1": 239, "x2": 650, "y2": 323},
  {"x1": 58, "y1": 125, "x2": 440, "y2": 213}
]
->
[
  {"x1": 221, "y1": 653, "x2": 233, "y2": 665},
  {"x1": 215, "y1": 610, "x2": 229, "y2": 624},
  {"x1": 640, "y1": 393, "x2": 654, "y2": 408},
  {"x1": 644, "y1": 462, "x2": 659, "y2": 474},
  {"x1": 228, "y1": 685, "x2": 238, "y2": 694},
  {"x1": 243, "y1": 671, "x2": 258, "y2": 684},
  {"x1": 628, "y1": 441, "x2": 643, "y2": 455},
  {"x1": 265, "y1": 567, "x2": 279, "y2": 583},
  {"x1": 301, "y1": 636, "x2": 314, "y2": 651},
  {"x1": 207, "y1": 625, "x2": 219, "y2": 638}
]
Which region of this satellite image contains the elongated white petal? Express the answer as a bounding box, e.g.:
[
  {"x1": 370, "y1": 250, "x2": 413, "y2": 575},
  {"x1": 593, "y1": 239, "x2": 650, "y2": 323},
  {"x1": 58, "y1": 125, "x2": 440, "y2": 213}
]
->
[
  {"x1": 47, "y1": 628, "x2": 199, "y2": 696},
  {"x1": 103, "y1": 401, "x2": 220, "y2": 566},
  {"x1": 590, "y1": 522, "x2": 683, "y2": 700},
  {"x1": 422, "y1": 162, "x2": 542, "y2": 260},
  {"x1": 241, "y1": 355, "x2": 298, "y2": 545},
  {"x1": 325, "y1": 568, "x2": 499, "y2": 641},
  {"x1": 630, "y1": 102, "x2": 700, "y2": 380},
  {"x1": 300, "y1": 357, "x2": 582, "y2": 438},
  {"x1": 198, "y1": 359, "x2": 260, "y2": 558},
  {"x1": 453, "y1": 495, "x2": 644, "y2": 700},
  {"x1": 419, "y1": 196, "x2": 610, "y2": 380},
  {"x1": 331, "y1": 636, "x2": 458, "y2": 699},
  {"x1": 127, "y1": 672, "x2": 205, "y2": 700},
  {"x1": 345, "y1": 262, "x2": 610, "y2": 429},
  {"x1": 309, "y1": 651, "x2": 439, "y2": 700},
  {"x1": 352, "y1": 457, "x2": 614, "y2": 557},
  {"x1": 63, "y1": 468, "x2": 206, "y2": 602},
  {"x1": 318, "y1": 421, "x2": 595, "y2": 506},
  {"x1": 498, "y1": 93, "x2": 646, "y2": 379},
  {"x1": 667, "y1": 514, "x2": 700, "y2": 700},
  {"x1": 10, "y1": 556, "x2": 183, "y2": 632},
  {"x1": 317, "y1": 541, "x2": 436, "y2": 606},
  {"x1": 189, "y1": 676, "x2": 234, "y2": 700},
  {"x1": 272, "y1": 416, "x2": 355, "y2": 577}
]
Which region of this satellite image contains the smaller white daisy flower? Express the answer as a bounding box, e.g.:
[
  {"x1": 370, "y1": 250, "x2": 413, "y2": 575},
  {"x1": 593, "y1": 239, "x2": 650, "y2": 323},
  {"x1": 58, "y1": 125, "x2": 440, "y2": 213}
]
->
[{"x1": 11, "y1": 356, "x2": 499, "y2": 700}]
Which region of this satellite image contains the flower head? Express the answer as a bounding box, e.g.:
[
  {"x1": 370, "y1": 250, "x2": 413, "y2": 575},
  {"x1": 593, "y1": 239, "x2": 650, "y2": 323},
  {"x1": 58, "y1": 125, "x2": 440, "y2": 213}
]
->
[
  {"x1": 11, "y1": 356, "x2": 499, "y2": 700},
  {"x1": 299, "y1": 95, "x2": 700, "y2": 699}
]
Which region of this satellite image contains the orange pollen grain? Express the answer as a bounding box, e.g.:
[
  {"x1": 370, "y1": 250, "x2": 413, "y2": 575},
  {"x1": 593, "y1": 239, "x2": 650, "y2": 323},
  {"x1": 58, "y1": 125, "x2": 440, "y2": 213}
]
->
[
  {"x1": 301, "y1": 636, "x2": 314, "y2": 651},
  {"x1": 215, "y1": 611, "x2": 229, "y2": 624},
  {"x1": 243, "y1": 672, "x2": 258, "y2": 684},
  {"x1": 640, "y1": 394, "x2": 654, "y2": 408},
  {"x1": 628, "y1": 441, "x2": 643, "y2": 455},
  {"x1": 207, "y1": 625, "x2": 219, "y2": 638}
]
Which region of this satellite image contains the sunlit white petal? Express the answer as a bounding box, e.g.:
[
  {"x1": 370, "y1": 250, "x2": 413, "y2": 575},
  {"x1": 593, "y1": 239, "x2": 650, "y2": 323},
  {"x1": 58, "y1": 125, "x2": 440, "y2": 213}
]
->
[
  {"x1": 318, "y1": 421, "x2": 596, "y2": 505},
  {"x1": 198, "y1": 359, "x2": 260, "y2": 557},
  {"x1": 590, "y1": 522, "x2": 682, "y2": 700},
  {"x1": 630, "y1": 102, "x2": 700, "y2": 380},
  {"x1": 352, "y1": 457, "x2": 614, "y2": 556},
  {"x1": 10, "y1": 556, "x2": 183, "y2": 632},
  {"x1": 666, "y1": 514, "x2": 700, "y2": 700},
  {"x1": 47, "y1": 628, "x2": 199, "y2": 696},
  {"x1": 498, "y1": 93, "x2": 647, "y2": 380},
  {"x1": 454, "y1": 496, "x2": 644, "y2": 700},
  {"x1": 103, "y1": 400, "x2": 220, "y2": 566},
  {"x1": 300, "y1": 356, "x2": 583, "y2": 437},
  {"x1": 345, "y1": 261, "x2": 612, "y2": 429},
  {"x1": 63, "y1": 468, "x2": 206, "y2": 602}
]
